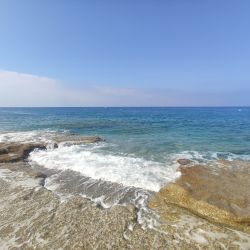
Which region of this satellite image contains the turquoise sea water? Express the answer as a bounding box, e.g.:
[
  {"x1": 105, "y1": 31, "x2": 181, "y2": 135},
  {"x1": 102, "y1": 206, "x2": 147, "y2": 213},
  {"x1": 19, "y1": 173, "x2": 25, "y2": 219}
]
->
[{"x1": 1, "y1": 107, "x2": 250, "y2": 162}]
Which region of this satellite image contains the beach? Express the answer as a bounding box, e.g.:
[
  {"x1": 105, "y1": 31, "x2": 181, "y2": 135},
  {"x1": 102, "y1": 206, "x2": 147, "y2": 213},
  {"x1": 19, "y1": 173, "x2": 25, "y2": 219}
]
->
[
  {"x1": 0, "y1": 138, "x2": 250, "y2": 249},
  {"x1": 0, "y1": 107, "x2": 250, "y2": 249}
]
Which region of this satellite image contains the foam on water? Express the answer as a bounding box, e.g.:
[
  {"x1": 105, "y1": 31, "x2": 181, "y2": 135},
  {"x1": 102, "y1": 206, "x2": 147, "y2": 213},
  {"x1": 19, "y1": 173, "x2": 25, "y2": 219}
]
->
[
  {"x1": 0, "y1": 130, "x2": 57, "y2": 144},
  {"x1": 167, "y1": 150, "x2": 250, "y2": 164},
  {"x1": 40, "y1": 168, "x2": 159, "y2": 229},
  {"x1": 30, "y1": 144, "x2": 180, "y2": 192}
]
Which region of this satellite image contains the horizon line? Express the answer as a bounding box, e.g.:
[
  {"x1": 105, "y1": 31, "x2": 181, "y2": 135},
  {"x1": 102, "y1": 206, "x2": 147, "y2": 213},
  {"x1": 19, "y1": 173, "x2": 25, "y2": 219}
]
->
[{"x1": 0, "y1": 106, "x2": 249, "y2": 108}]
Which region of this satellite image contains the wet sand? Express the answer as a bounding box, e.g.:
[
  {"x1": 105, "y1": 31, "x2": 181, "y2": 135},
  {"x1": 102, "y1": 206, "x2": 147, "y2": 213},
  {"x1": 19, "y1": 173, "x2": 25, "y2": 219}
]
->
[{"x1": 1, "y1": 140, "x2": 250, "y2": 249}]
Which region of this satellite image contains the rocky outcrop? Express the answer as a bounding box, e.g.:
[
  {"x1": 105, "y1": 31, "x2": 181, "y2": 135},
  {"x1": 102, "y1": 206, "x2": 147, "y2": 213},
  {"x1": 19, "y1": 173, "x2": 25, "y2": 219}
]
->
[
  {"x1": 53, "y1": 135, "x2": 103, "y2": 145},
  {"x1": 149, "y1": 161, "x2": 250, "y2": 234},
  {"x1": 0, "y1": 143, "x2": 46, "y2": 163},
  {"x1": 0, "y1": 135, "x2": 103, "y2": 163}
]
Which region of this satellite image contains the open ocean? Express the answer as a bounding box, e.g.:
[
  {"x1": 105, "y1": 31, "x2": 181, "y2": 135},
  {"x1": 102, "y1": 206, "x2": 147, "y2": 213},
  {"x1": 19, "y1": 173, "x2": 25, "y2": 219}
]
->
[{"x1": 1, "y1": 107, "x2": 250, "y2": 226}]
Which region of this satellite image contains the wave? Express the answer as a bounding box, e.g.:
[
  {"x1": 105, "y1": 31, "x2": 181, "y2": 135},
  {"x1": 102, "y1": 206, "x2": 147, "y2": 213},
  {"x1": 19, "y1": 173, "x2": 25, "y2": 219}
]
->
[
  {"x1": 29, "y1": 144, "x2": 181, "y2": 192},
  {"x1": 0, "y1": 130, "x2": 67, "y2": 144},
  {"x1": 167, "y1": 150, "x2": 250, "y2": 163}
]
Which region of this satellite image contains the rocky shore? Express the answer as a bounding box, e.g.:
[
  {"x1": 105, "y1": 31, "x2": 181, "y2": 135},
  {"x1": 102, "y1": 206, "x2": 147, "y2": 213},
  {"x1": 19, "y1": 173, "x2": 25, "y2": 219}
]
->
[
  {"x1": 149, "y1": 160, "x2": 250, "y2": 234},
  {"x1": 1, "y1": 138, "x2": 250, "y2": 249}
]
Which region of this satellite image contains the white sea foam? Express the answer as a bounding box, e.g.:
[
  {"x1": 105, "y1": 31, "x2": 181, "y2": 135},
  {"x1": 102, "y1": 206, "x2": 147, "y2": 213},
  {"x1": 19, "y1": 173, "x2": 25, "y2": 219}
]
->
[
  {"x1": 0, "y1": 130, "x2": 56, "y2": 144},
  {"x1": 29, "y1": 144, "x2": 181, "y2": 192},
  {"x1": 167, "y1": 150, "x2": 250, "y2": 163}
]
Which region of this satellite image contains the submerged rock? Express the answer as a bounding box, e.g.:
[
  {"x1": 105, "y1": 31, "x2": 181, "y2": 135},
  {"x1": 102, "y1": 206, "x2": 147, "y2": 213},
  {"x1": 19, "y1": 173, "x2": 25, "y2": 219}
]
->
[
  {"x1": 177, "y1": 159, "x2": 192, "y2": 165},
  {"x1": 53, "y1": 135, "x2": 103, "y2": 145},
  {"x1": 149, "y1": 161, "x2": 250, "y2": 234}
]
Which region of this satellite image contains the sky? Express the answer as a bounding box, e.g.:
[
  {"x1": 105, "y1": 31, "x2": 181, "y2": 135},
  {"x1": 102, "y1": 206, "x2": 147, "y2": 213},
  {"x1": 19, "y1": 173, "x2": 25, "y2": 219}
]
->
[{"x1": 0, "y1": 0, "x2": 250, "y2": 106}]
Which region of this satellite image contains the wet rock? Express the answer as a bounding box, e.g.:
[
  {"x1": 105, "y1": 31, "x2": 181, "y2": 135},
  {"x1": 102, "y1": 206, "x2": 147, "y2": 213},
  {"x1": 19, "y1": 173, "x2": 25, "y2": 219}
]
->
[
  {"x1": 0, "y1": 143, "x2": 45, "y2": 162},
  {"x1": 0, "y1": 143, "x2": 46, "y2": 163},
  {"x1": 0, "y1": 135, "x2": 103, "y2": 163},
  {"x1": 1, "y1": 163, "x2": 250, "y2": 249},
  {"x1": 0, "y1": 161, "x2": 47, "y2": 187},
  {"x1": 53, "y1": 135, "x2": 103, "y2": 145},
  {"x1": 149, "y1": 162, "x2": 250, "y2": 234},
  {"x1": 177, "y1": 159, "x2": 192, "y2": 165},
  {"x1": 0, "y1": 148, "x2": 8, "y2": 155}
]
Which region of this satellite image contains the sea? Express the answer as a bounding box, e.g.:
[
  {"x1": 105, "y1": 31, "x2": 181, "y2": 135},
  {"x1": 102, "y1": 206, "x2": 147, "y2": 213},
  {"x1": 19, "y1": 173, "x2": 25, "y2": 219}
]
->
[{"x1": 1, "y1": 107, "x2": 250, "y2": 227}]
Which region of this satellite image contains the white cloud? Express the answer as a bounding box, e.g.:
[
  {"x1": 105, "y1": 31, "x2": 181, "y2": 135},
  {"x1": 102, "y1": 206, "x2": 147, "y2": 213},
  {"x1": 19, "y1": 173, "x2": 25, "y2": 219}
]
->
[
  {"x1": 0, "y1": 70, "x2": 153, "y2": 106},
  {"x1": 0, "y1": 70, "x2": 248, "y2": 106},
  {"x1": 0, "y1": 70, "x2": 160, "y2": 107},
  {"x1": 0, "y1": 70, "x2": 64, "y2": 106}
]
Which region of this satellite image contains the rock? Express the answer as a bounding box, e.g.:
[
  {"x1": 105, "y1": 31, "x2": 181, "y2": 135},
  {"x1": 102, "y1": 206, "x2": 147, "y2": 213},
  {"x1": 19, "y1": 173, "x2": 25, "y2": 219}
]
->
[
  {"x1": 0, "y1": 135, "x2": 103, "y2": 163},
  {"x1": 0, "y1": 147, "x2": 8, "y2": 155},
  {"x1": 177, "y1": 159, "x2": 192, "y2": 165},
  {"x1": 53, "y1": 135, "x2": 103, "y2": 145},
  {"x1": 149, "y1": 162, "x2": 250, "y2": 234},
  {"x1": 0, "y1": 135, "x2": 103, "y2": 185},
  {"x1": 0, "y1": 143, "x2": 46, "y2": 163}
]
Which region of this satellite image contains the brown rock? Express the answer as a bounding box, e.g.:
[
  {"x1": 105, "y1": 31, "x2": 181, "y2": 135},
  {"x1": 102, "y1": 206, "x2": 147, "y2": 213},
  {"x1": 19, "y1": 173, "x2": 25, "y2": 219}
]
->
[
  {"x1": 149, "y1": 162, "x2": 250, "y2": 233},
  {"x1": 0, "y1": 135, "x2": 103, "y2": 163},
  {"x1": 0, "y1": 147, "x2": 8, "y2": 155},
  {"x1": 53, "y1": 135, "x2": 103, "y2": 145}
]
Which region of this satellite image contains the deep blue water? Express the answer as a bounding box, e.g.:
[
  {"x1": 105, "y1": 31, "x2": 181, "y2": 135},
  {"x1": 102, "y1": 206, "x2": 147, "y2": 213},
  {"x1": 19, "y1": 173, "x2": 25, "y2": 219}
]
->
[{"x1": 0, "y1": 107, "x2": 250, "y2": 162}]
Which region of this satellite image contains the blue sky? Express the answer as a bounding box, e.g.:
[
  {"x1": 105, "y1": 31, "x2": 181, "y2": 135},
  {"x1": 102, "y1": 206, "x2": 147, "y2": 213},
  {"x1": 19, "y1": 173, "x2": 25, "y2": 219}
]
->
[{"x1": 0, "y1": 1, "x2": 250, "y2": 106}]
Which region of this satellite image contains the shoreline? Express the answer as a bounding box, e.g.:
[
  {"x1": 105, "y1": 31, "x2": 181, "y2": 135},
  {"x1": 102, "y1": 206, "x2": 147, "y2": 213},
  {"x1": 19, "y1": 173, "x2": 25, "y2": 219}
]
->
[{"x1": 0, "y1": 139, "x2": 250, "y2": 249}]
